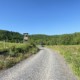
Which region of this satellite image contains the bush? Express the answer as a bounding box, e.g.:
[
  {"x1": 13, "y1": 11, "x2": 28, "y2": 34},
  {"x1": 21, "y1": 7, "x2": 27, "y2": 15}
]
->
[{"x1": 0, "y1": 42, "x2": 39, "y2": 70}]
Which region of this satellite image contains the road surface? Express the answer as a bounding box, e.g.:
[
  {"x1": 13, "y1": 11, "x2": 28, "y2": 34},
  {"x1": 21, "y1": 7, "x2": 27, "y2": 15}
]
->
[{"x1": 0, "y1": 48, "x2": 77, "y2": 80}]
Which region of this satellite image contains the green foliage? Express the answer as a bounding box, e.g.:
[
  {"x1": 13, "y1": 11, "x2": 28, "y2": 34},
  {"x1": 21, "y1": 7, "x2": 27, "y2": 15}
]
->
[
  {"x1": 1, "y1": 30, "x2": 80, "y2": 45},
  {"x1": 0, "y1": 30, "x2": 23, "y2": 42},
  {"x1": 0, "y1": 42, "x2": 39, "y2": 70},
  {"x1": 29, "y1": 33, "x2": 80, "y2": 45}
]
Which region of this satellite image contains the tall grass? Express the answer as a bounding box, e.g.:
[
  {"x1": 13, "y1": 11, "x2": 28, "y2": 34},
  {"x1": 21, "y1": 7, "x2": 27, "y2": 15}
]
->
[
  {"x1": 48, "y1": 45, "x2": 80, "y2": 80},
  {"x1": 0, "y1": 42, "x2": 39, "y2": 70}
]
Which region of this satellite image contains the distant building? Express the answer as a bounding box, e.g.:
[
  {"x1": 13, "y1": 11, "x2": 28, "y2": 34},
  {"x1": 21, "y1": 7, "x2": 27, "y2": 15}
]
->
[{"x1": 23, "y1": 33, "x2": 28, "y2": 43}]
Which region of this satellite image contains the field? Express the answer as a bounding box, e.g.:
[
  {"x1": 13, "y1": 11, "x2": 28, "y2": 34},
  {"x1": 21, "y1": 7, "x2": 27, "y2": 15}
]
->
[
  {"x1": 48, "y1": 45, "x2": 80, "y2": 80},
  {"x1": 0, "y1": 41, "x2": 39, "y2": 70}
]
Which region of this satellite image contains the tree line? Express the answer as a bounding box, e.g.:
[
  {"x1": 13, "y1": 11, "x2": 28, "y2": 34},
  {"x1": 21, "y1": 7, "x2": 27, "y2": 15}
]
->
[
  {"x1": 0, "y1": 30, "x2": 80, "y2": 45},
  {"x1": 0, "y1": 30, "x2": 23, "y2": 42},
  {"x1": 29, "y1": 33, "x2": 80, "y2": 45}
]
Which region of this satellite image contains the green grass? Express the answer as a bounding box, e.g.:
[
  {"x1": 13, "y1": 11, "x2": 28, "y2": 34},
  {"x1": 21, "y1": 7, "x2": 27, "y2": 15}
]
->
[
  {"x1": 48, "y1": 45, "x2": 80, "y2": 80},
  {"x1": 0, "y1": 41, "x2": 39, "y2": 70}
]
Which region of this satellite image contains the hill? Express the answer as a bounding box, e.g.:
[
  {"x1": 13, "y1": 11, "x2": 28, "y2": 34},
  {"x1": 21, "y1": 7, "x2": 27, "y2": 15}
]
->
[
  {"x1": 29, "y1": 33, "x2": 80, "y2": 45},
  {"x1": 0, "y1": 30, "x2": 23, "y2": 42},
  {"x1": 0, "y1": 30, "x2": 80, "y2": 45}
]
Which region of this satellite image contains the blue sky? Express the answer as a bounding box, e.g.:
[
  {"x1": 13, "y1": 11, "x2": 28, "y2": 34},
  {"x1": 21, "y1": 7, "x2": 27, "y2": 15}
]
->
[{"x1": 0, "y1": 0, "x2": 80, "y2": 35}]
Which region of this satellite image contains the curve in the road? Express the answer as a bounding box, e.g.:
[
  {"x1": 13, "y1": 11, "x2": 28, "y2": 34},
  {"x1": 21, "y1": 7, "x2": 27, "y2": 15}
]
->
[{"x1": 0, "y1": 48, "x2": 77, "y2": 80}]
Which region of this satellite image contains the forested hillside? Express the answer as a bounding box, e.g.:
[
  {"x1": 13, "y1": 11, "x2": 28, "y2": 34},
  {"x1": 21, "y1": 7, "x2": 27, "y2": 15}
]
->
[
  {"x1": 0, "y1": 30, "x2": 23, "y2": 42},
  {"x1": 0, "y1": 30, "x2": 80, "y2": 45},
  {"x1": 29, "y1": 33, "x2": 80, "y2": 45}
]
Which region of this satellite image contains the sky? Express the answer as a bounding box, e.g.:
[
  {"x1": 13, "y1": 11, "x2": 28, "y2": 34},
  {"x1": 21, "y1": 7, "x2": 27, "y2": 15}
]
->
[{"x1": 0, "y1": 0, "x2": 80, "y2": 35}]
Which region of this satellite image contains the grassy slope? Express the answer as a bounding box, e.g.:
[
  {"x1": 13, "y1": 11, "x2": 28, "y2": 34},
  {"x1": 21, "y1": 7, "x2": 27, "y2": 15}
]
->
[
  {"x1": 48, "y1": 45, "x2": 80, "y2": 80},
  {"x1": 0, "y1": 42, "x2": 39, "y2": 70}
]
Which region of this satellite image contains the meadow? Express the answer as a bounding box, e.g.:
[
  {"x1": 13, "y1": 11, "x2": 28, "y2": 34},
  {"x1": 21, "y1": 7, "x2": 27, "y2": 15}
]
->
[
  {"x1": 48, "y1": 45, "x2": 80, "y2": 80},
  {"x1": 0, "y1": 41, "x2": 39, "y2": 70}
]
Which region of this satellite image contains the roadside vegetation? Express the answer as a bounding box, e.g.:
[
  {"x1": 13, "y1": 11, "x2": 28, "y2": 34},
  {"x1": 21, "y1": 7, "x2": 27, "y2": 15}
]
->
[
  {"x1": 0, "y1": 41, "x2": 39, "y2": 70},
  {"x1": 48, "y1": 45, "x2": 80, "y2": 80},
  {"x1": 0, "y1": 29, "x2": 80, "y2": 79}
]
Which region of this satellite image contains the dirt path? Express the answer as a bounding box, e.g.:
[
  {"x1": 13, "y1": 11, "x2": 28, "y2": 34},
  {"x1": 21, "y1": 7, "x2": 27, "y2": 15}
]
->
[{"x1": 0, "y1": 48, "x2": 77, "y2": 80}]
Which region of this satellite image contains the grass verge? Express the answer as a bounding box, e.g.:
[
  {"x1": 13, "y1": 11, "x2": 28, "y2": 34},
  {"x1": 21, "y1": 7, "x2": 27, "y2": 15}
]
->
[
  {"x1": 48, "y1": 45, "x2": 80, "y2": 80},
  {"x1": 0, "y1": 42, "x2": 39, "y2": 70}
]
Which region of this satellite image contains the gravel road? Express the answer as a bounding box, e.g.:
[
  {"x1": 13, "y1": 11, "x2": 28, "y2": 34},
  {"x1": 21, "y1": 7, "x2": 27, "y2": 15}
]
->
[{"x1": 0, "y1": 48, "x2": 77, "y2": 80}]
